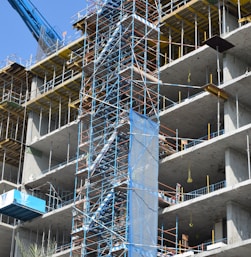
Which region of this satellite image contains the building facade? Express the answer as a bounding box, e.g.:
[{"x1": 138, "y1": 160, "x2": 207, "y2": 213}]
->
[{"x1": 1, "y1": 0, "x2": 251, "y2": 256}]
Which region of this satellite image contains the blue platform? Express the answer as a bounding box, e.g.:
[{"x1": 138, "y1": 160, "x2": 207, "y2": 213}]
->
[{"x1": 0, "y1": 189, "x2": 46, "y2": 221}]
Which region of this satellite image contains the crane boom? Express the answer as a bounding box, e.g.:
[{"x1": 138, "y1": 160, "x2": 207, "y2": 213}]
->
[{"x1": 8, "y1": 0, "x2": 62, "y2": 52}]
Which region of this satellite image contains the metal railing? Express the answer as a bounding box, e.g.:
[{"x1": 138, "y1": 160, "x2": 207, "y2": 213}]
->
[
  {"x1": 185, "y1": 130, "x2": 225, "y2": 149},
  {"x1": 46, "y1": 192, "x2": 74, "y2": 213},
  {"x1": 28, "y1": 69, "x2": 80, "y2": 100},
  {"x1": 191, "y1": 238, "x2": 227, "y2": 254},
  {"x1": 184, "y1": 180, "x2": 226, "y2": 202},
  {"x1": 41, "y1": 155, "x2": 78, "y2": 176},
  {"x1": 162, "y1": 0, "x2": 193, "y2": 18},
  {"x1": 0, "y1": 55, "x2": 32, "y2": 69},
  {"x1": 159, "y1": 89, "x2": 206, "y2": 113},
  {"x1": 55, "y1": 242, "x2": 71, "y2": 254},
  {"x1": 1, "y1": 90, "x2": 26, "y2": 105}
]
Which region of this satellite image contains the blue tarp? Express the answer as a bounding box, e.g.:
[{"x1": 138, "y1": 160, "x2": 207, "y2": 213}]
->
[
  {"x1": 0, "y1": 189, "x2": 46, "y2": 221},
  {"x1": 128, "y1": 110, "x2": 159, "y2": 257}
]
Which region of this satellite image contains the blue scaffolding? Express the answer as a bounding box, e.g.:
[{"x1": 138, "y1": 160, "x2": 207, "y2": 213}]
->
[{"x1": 71, "y1": 0, "x2": 161, "y2": 256}]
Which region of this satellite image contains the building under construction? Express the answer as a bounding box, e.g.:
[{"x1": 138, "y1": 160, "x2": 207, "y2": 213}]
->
[{"x1": 1, "y1": 0, "x2": 251, "y2": 256}]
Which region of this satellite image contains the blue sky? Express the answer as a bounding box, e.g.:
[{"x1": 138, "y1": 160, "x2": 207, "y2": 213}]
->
[{"x1": 0, "y1": 1, "x2": 86, "y2": 65}]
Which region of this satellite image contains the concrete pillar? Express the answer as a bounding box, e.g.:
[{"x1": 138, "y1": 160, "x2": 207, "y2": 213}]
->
[
  {"x1": 26, "y1": 111, "x2": 40, "y2": 145},
  {"x1": 224, "y1": 100, "x2": 251, "y2": 133},
  {"x1": 225, "y1": 148, "x2": 248, "y2": 186},
  {"x1": 222, "y1": 9, "x2": 238, "y2": 36},
  {"x1": 26, "y1": 77, "x2": 48, "y2": 145},
  {"x1": 227, "y1": 201, "x2": 251, "y2": 244},
  {"x1": 22, "y1": 145, "x2": 60, "y2": 184},
  {"x1": 223, "y1": 54, "x2": 248, "y2": 83},
  {"x1": 23, "y1": 120, "x2": 59, "y2": 183},
  {"x1": 30, "y1": 77, "x2": 43, "y2": 100}
]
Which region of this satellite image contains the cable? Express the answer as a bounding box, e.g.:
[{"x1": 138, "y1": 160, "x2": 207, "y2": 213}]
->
[{"x1": 160, "y1": 82, "x2": 202, "y2": 89}]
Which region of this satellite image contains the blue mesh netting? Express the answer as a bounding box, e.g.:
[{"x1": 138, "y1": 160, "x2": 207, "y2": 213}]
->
[{"x1": 128, "y1": 109, "x2": 159, "y2": 257}]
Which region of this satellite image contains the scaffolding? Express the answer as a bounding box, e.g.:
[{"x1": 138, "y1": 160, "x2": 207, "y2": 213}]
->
[
  {"x1": 0, "y1": 62, "x2": 30, "y2": 187},
  {"x1": 70, "y1": 1, "x2": 248, "y2": 256},
  {"x1": 70, "y1": 0, "x2": 167, "y2": 255}
]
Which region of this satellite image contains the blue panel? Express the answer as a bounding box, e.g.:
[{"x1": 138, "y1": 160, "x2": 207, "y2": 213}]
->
[
  {"x1": 14, "y1": 190, "x2": 46, "y2": 213},
  {"x1": 0, "y1": 190, "x2": 46, "y2": 221},
  {"x1": 128, "y1": 110, "x2": 159, "y2": 257}
]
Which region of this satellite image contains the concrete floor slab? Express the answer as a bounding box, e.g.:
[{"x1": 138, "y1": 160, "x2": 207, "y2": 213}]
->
[
  {"x1": 28, "y1": 120, "x2": 79, "y2": 161},
  {"x1": 196, "y1": 238, "x2": 251, "y2": 257},
  {"x1": 22, "y1": 203, "x2": 73, "y2": 233}
]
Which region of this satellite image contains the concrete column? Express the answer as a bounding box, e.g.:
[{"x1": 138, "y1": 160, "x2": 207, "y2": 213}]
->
[
  {"x1": 236, "y1": 104, "x2": 251, "y2": 128},
  {"x1": 22, "y1": 144, "x2": 60, "y2": 184},
  {"x1": 223, "y1": 54, "x2": 248, "y2": 83},
  {"x1": 22, "y1": 147, "x2": 43, "y2": 184},
  {"x1": 26, "y1": 78, "x2": 49, "y2": 145},
  {"x1": 224, "y1": 101, "x2": 237, "y2": 133},
  {"x1": 224, "y1": 100, "x2": 251, "y2": 133},
  {"x1": 222, "y1": 9, "x2": 238, "y2": 35},
  {"x1": 227, "y1": 201, "x2": 251, "y2": 244},
  {"x1": 26, "y1": 112, "x2": 38, "y2": 145},
  {"x1": 30, "y1": 77, "x2": 43, "y2": 100},
  {"x1": 225, "y1": 148, "x2": 248, "y2": 186}
]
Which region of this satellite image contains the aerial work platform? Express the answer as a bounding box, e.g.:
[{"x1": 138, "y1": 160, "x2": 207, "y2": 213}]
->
[{"x1": 0, "y1": 189, "x2": 46, "y2": 221}]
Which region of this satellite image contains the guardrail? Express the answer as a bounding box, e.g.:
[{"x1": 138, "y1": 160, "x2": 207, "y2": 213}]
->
[
  {"x1": 46, "y1": 192, "x2": 74, "y2": 213},
  {"x1": 184, "y1": 180, "x2": 226, "y2": 202},
  {"x1": 41, "y1": 155, "x2": 77, "y2": 176},
  {"x1": 28, "y1": 69, "x2": 80, "y2": 100},
  {"x1": 1, "y1": 90, "x2": 26, "y2": 105},
  {"x1": 184, "y1": 130, "x2": 224, "y2": 150},
  {"x1": 55, "y1": 242, "x2": 71, "y2": 253},
  {"x1": 162, "y1": 0, "x2": 193, "y2": 18}
]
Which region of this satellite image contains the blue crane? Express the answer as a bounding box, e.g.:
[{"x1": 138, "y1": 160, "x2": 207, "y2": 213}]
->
[{"x1": 8, "y1": 0, "x2": 62, "y2": 53}]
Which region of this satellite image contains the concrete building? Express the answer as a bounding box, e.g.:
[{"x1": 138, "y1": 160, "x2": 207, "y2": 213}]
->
[{"x1": 1, "y1": 0, "x2": 251, "y2": 256}]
